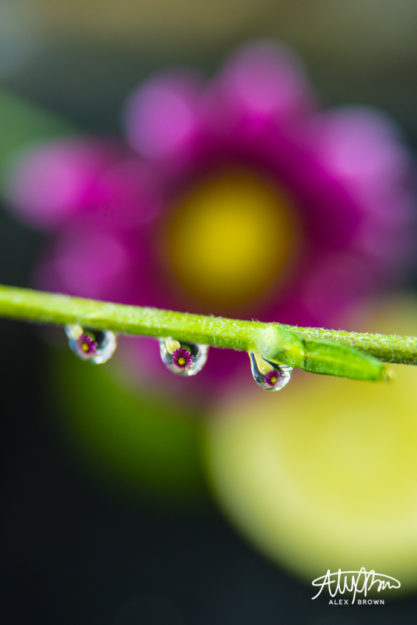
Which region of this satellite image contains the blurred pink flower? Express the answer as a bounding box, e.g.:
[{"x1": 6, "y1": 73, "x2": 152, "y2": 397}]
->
[{"x1": 6, "y1": 42, "x2": 414, "y2": 390}]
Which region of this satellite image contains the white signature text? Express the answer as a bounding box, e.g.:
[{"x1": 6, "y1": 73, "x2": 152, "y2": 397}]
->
[{"x1": 311, "y1": 568, "x2": 401, "y2": 604}]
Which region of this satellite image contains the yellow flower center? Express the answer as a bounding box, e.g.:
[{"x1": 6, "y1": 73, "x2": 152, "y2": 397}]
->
[
  {"x1": 161, "y1": 168, "x2": 301, "y2": 313},
  {"x1": 177, "y1": 356, "x2": 186, "y2": 366}
]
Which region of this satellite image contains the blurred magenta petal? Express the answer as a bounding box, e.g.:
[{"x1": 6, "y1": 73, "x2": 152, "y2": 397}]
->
[
  {"x1": 96, "y1": 158, "x2": 163, "y2": 227},
  {"x1": 6, "y1": 139, "x2": 122, "y2": 229},
  {"x1": 124, "y1": 73, "x2": 202, "y2": 160},
  {"x1": 300, "y1": 254, "x2": 375, "y2": 321},
  {"x1": 303, "y1": 107, "x2": 415, "y2": 266},
  {"x1": 212, "y1": 42, "x2": 315, "y2": 129},
  {"x1": 35, "y1": 224, "x2": 131, "y2": 300},
  {"x1": 305, "y1": 107, "x2": 410, "y2": 185}
]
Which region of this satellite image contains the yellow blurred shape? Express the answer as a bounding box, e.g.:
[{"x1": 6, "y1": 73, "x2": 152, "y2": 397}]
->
[{"x1": 204, "y1": 298, "x2": 417, "y2": 588}]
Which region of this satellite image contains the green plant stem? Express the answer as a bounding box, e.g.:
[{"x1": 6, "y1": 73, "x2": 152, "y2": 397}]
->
[
  {"x1": 0, "y1": 284, "x2": 416, "y2": 380},
  {"x1": 284, "y1": 325, "x2": 417, "y2": 365}
]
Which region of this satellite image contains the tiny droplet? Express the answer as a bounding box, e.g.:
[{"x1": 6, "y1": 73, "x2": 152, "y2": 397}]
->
[
  {"x1": 249, "y1": 352, "x2": 292, "y2": 391},
  {"x1": 159, "y1": 337, "x2": 208, "y2": 376},
  {"x1": 65, "y1": 324, "x2": 117, "y2": 364}
]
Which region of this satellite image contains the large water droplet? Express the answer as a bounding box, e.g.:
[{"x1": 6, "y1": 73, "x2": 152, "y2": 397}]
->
[
  {"x1": 249, "y1": 352, "x2": 292, "y2": 391},
  {"x1": 65, "y1": 324, "x2": 117, "y2": 364},
  {"x1": 159, "y1": 337, "x2": 208, "y2": 376}
]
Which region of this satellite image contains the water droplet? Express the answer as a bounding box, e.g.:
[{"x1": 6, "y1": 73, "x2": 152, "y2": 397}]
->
[
  {"x1": 65, "y1": 324, "x2": 117, "y2": 364},
  {"x1": 249, "y1": 352, "x2": 292, "y2": 391},
  {"x1": 159, "y1": 337, "x2": 208, "y2": 376}
]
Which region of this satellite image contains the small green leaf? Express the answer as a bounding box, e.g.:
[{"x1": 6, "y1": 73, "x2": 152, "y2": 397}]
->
[{"x1": 299, "y1": 338, "x2": 387, "y2": 381}]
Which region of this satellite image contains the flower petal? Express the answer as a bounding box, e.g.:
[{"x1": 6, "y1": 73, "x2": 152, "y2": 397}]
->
[
  {"x1": 6, "y1": 138, "x2": 162, "y2": 230},
  {"x1": 306, "y1": 107, "x2": 410, "y2": 187},
  {"x1": 300, "y1": 254, "x2": 375, "y2": 322},
  {"x1": 97, "y1": 158, "x2": 163, "y2": 227},
  {"x1": 212, "y1": 41, "x2": 315, "y2": 130},
  {"x1": 5, "y1": 138, "x2": 122, "y2": 229},
  {"x1": 123, "y1": 73, "x2": 202, "y2": 160},
  {"x1": 304, "y1": 107, "x2": 415, "y2": 266},
  {"x1": 35, "y1": 231, "x2": 130, "y2": 301}
]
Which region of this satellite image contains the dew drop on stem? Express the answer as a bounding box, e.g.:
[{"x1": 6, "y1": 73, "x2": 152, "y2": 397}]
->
[
  {"x1": 65, "y1": 324, "x2": 117, "y2": 364},
  {"x1": 159, "y1": 337, "x2": 208, "y2": 376},
  {"x1": 249, "y1": 352, "x2": 292, "y2": 391}
]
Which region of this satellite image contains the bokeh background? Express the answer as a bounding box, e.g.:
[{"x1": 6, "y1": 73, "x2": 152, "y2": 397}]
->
[{"x1": 1, "y1": 1, "x2": 417, "y2": 623}]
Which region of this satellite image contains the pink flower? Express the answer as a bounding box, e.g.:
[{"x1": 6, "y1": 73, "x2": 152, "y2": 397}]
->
[
  {"x1": 171, "y1": 347, "x2": 194, "y2": 371},
  {"x1": 76, "y1": 333, "x2": 98, "y2": 358},
  {"x1": 6, "y1": 42, "x2": 414, "y2": 391},
  {"x1": 264, "y1": 370, "x2": 281, "y2": 388}
]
